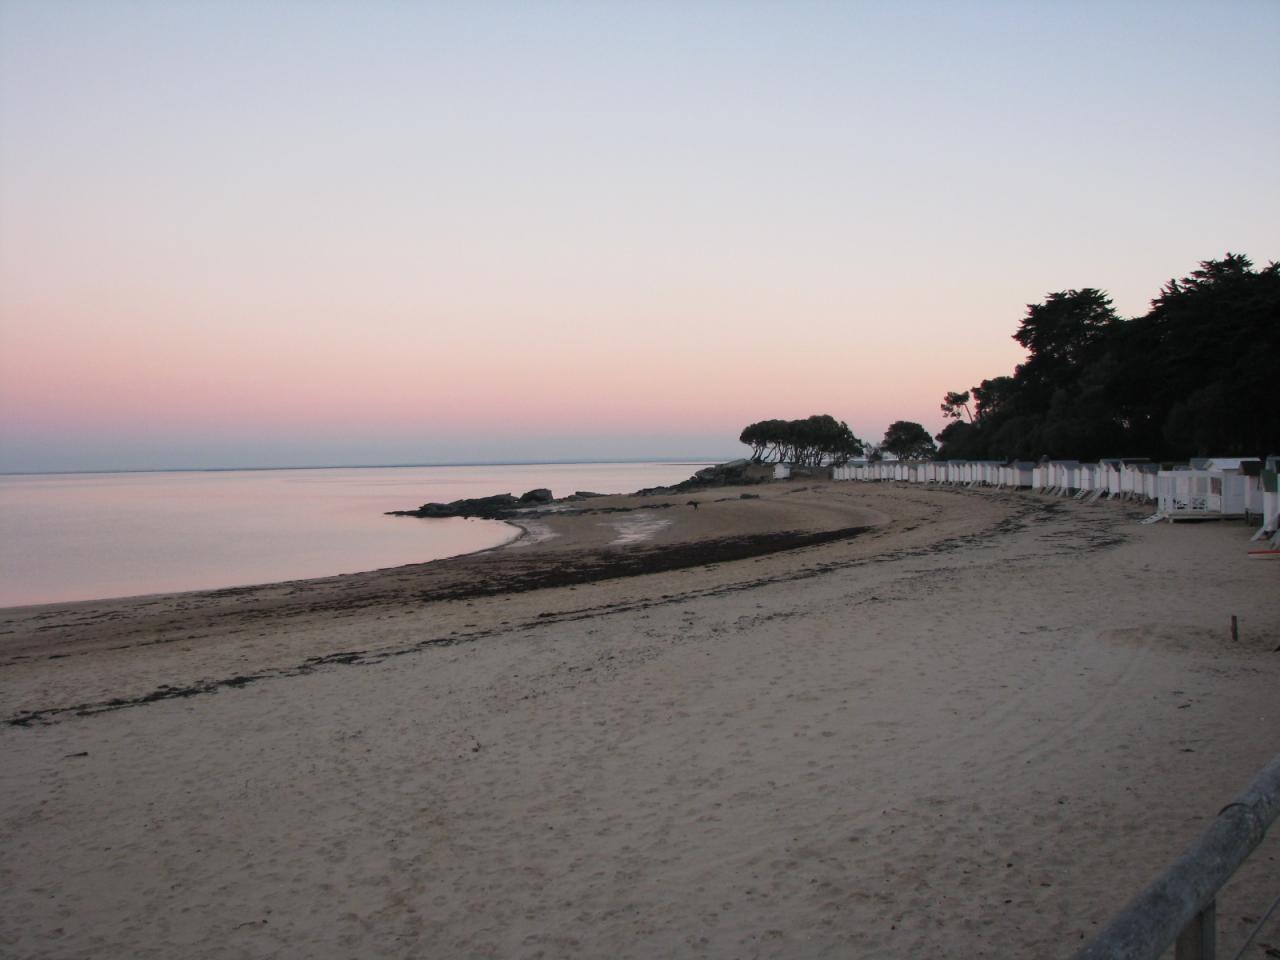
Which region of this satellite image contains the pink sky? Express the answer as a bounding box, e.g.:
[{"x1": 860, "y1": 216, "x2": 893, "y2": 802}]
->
[{"x1": 1, "y1": 2, "x2": 1276, "y2": 471}]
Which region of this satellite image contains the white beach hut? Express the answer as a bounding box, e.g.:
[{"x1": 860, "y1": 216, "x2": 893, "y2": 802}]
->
[
  {"x1": 1044, "y1": 461, "x2": 1076, "y2": 495},
  {"x1": 1008, "y1": 462, "x2": 1035, "y2": 489},
  {"x1": 1141, "y1": 464, "x2": 1159, "y2": 502},
  {"x1": 1065, "y1": 462, "x2": 1084, "y2": 495},
  {"x1": 1204, "y1": 458, "x2": 1262, "y2": 516},
  {"x1": 1076, "y1": 464, "x2": 1103, "y2": 501},
  {"x1": 1252, "y1": 462, "x2": 1279, "y2": 544},
  {"x1": 1156, "y1": 467, "x2": 1219, "y2": 519},
  {"x1": 1100, "y1": 462, "x2": 1120, "y2": 498}
]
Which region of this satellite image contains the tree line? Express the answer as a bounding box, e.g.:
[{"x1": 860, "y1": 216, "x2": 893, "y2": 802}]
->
[
  {"x1": 738, "y1": 253, "x2": 1277, "y2": 467},
  {"x1": 936, "y1": 254, "x2": 1279, "y2": 461}
]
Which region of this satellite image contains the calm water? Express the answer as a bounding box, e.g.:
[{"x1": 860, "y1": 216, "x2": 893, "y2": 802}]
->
[{"x1": 0, "y1": 461, "x2": 709, "y2": 607}]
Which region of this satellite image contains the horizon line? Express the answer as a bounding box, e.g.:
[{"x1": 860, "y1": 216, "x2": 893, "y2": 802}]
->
[{"x1": 0, "y1": 455, "x2": 744, "y2": 479}]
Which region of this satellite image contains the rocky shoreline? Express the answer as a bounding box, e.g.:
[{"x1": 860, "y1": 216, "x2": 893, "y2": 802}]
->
[{"x1": 386, "y1": 459, "x2": 773, "y2": 519}]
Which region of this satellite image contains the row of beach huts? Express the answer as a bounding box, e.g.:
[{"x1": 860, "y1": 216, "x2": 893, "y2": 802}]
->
[{"x1": 773, "y1": 457, "x2": 1280, "y2": 549}]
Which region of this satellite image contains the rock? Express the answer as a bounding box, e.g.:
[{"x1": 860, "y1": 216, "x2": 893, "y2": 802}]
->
[
  {"x1": 633, "y1": 459, "x2": 774, "y2": 496},
  {"x1": 573, "y1": 491, "x2": 605, "y2": 499},
  {"x1": 519, "y1": 488, "x2": 553, "y2": 504},
  {"x1": 397, "y1": 493, "x2": 521, "y2": 519}
]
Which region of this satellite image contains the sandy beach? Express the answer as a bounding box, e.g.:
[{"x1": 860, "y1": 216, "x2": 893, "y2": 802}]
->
[{"x1": 2, "y1": 481, "x2": 1278, "y2": 958}]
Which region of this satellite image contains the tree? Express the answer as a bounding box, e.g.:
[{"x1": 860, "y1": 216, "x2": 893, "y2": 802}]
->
[
  {"x1": 940, "y1": 390, "x2": 973, "y2": 422},
  {"x1": 881, "y1": 421, "x2": 938, "y2": 460},
  {"x1": 971, "y1": 376, "x2": 1017, "y2": 422},
  {"x1": 738, "y1": 415, "x2": 866, "y2": 465},
  {"x1": 1011, "y1": 288, "x2": 1118, "y2": 370}
]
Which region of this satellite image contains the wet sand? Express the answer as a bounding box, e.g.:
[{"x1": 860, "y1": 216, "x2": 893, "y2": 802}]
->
[{"x1": 2, "y1": 481, "x2": 1278, "y2": 957}]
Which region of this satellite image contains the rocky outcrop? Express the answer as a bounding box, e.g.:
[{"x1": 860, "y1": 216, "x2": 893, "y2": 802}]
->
[
  {"x1": 389, "y1": 493, "x2": 521, "y2": 519},
  {"x1": 633, "y1": 459, "x2": 773, "y2": 495},
  {"x1": 389, "y1": 462, "x2": 775, "y2": 519}
]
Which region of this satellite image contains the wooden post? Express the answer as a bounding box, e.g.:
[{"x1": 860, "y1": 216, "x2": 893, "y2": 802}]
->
[
  {"x1": 1075, "y1": 752, "x2": 1280, "y2": 960},
  {"x1": 1231, "y1": 616, "x2": 1239, "y2": 642},
  {"x1": 1174, "y1": 900, "x2": 1215, "y2": 960}
]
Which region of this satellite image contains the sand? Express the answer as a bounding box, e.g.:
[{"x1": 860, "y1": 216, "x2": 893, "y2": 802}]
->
[{"x1": 2, "y1": 481, "x2": 1278, "y2": 958}]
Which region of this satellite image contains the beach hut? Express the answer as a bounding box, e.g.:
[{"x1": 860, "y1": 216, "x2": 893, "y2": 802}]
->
[
  {"x1": 1065, "y1": 462, "x2": 1084, "y2": 495},
  {"x1": 1071, "y1": 465, "x2": 1089, "y2": 497},
  {"x1": 774, "y1": 463, "x2": 791, "y2": 480},
  {"x1": 1155, "y1": 466, "x2": 1240, "y2": 520},
  {"x1": 1100, "y1": 462, "x2": 1123, "y2": 499},
  {"x1": 1204, "y1": 458, "x2": 1262, "y2": 516},
  {"x1": 1119, "y1": 464, "x2": 1138, "y2": 499},
  {"x1": 1076, "y1": 464, "x2": 1105, "y2": 501},
  {"x1": 1045, "y1": 462, "x2": 1061, "y2": 493},
  {"x1": 1155, "y1": 468, "x2": 1196, "y2": 516},
  {"x1": 1109, "y1": 462, "x2": 1151, "y2": 502},
  {"x1": 1252, "y1": 462, "x2": 1279, "y2": 544},
  {"x1": 1008, "y1": 462, "x2": 1035, "y2": 489},
  {"x1": 1043, "y1": 460, "x2": 1077, "y2": 495},
  {"x1": 1140, "y1": 464, "x2": 1159, "y2": 501}
]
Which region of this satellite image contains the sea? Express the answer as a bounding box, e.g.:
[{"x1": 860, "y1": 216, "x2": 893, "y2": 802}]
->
[{"x1": 0, "y1": 461, "x2": 714, "y2": 608}]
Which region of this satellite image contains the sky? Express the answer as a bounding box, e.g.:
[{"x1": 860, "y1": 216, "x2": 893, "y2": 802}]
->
[{"x1": 1, "y1": 0, "x2": 1277, "y2": 473}]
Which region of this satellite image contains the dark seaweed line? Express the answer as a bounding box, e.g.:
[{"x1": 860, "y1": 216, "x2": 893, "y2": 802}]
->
[
  {"x1": 6, "y1": 525, "x2": 876, "y2": 666},
  {"x1": 7, "y1": 526, "x2": 872, "y2": 726},
  {"x1": 8, "y1": 496, "x2": 1129, "y2": 729}
]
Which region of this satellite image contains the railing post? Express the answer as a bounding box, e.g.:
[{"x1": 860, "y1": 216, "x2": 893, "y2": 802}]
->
[
  {"x1": 1075, "y1": 751, "x2": 1280, "y2": 960},
  {"x1": 1174, "y1": 899, "x2": 1215, "y2": 960}
]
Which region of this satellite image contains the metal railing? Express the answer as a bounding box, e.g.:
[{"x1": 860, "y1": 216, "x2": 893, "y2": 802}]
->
[{"x1": 1075, "y1": 751, "x2": 1280, "y2": 960}]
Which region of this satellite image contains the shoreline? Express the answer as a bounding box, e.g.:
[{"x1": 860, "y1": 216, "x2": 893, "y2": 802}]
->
[
  {"x1": 1, "y1": 480, "x2": 983, "y2": 726},
  {"x1": 0, "y1": 460, "x2": 717, "y2": 611},
  {"x1": 3, "y1": 483, "x2": 1278, "y2": 957}
]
